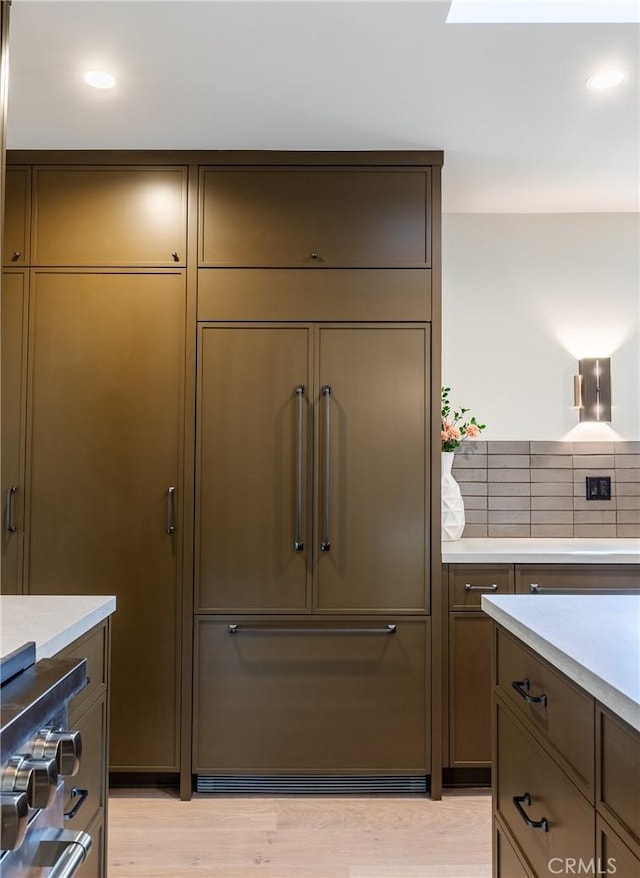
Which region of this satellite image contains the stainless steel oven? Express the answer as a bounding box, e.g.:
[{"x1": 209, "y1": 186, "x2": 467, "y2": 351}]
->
[{"x1": 0, "y1": 641, "x2": 93, "y2": 877}]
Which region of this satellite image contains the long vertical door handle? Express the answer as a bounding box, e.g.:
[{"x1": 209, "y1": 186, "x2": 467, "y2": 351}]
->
[
  {"x1": 6, "y1": 486, "x2": 17, "y2": 533},
  {"x1": 321, "y1": 385, "x2": 332, "y2": 552},
  {"x1": 293, "y1": 385, "x2": 305, "y2": 551},
  {"x1": 166, "y1": 487, "x2": 176, "y2": 534}
]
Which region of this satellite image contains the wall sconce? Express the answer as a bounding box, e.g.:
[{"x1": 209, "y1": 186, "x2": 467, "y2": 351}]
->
[{"x1": 573, "y1": 358, "x2": 611, "y2": 422}]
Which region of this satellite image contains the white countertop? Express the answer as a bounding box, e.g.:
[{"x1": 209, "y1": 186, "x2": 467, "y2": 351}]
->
[
  {"x1": 442, "y1": 537, "x2": 640, "y2": 564},
  {"x1": 482, "y1": 594, "x2": 640, "y2": 732},
  {"x1": 0, "y1": 595, "x2": 116, "y2": 661}
]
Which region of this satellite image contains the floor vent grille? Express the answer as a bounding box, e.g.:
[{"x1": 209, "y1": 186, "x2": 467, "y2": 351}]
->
[{"x1": 196, "y1": 775, "x2": 428, "y2": 795}]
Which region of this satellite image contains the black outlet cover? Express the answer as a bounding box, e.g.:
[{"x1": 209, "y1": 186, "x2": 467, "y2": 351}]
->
[{"x1": 586, "y1": 476, "x2": 611, "y2": 501}]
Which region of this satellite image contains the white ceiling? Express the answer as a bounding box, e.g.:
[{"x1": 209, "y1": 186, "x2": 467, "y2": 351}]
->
[{"x1": 6, "y1": 0, "x2": 639, "y2": 212}]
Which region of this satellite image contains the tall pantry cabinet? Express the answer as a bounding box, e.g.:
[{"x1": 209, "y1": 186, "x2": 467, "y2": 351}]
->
[{"x1": 3, "y1": 151, "x2": 443, "y2": 797}]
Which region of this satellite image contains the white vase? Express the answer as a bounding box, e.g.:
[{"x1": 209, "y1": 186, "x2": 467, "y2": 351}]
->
[{"x1": 441, "y1": 451, "x2": 465, "y2": 541}]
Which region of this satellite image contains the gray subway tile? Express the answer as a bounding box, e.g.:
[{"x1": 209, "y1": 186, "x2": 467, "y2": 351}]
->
[
  {"x1": 532, "y1": 468, "x2": 572, "y2": 482},
  {"x1": 531, "y1": 510, "x2": 574, "y2": 525},
  {"x1": 488, "y1": 482, "x2": 531, "y2": 497},
  {"x1": 531, "y1": 524, "x2": 575, "y2": 538},
  {"x1": 488, "y1": 510, "x2": 530, "y2": 525},
  {"x1": 488, "y1": 496, "x2": 531, "y2": 511},
  {"x1": 465, "y1": 510, "x2": 488, "y2": 524},
  {"x1": 463, "y1": 495, "x2": 488, "y2": 510},
  {"x1": 574, "y1": 510, "x2": 616, "y2": 524},
  {"x1": 574, "y1": 524, "x2": 617, "y2": 537},
  {"x1": 456, "y1": 468, "x2": 488, "y2": 483},
  {"x1": 614, "y1": 482, "x2": 640, "y2": 496},
  {"x1": 617, "y1": 524, "x2": 640, "y2": 537},
  {"x1": 460, "y1": 482, "x2": 488, "y2": 497},
  {"x1": 617, "y1": 510, "x2": 640, "y2": 524},
  {"x1": 530, "y1": 482, "x2": 573, "y2": 497},
  {"x1": 488, "y1": 524, "x2": 531, "y2": 537},
  {"x1": 530, "y1": 441, "x2": 572, "y2": 455},
  {"x1": 572, "y1": 442, "x2": 614, "y2": 455},
  {"x1": 531, "y1": 496, "x2": 574, "y2": 511},
  {"x1": 614, "y1": 441, "x2": 640, "y2": 454},
  {"x1": 617, "y1": 496, "x2": 640, "y2": 510},
  {"x1": 573, "y1": 498, "x2": 617, "y2": 511},
  {"x1": 531, "y1": 455, "x2": 573, "y2": 469},
  {"x1": 453, "y1": 455, "x2": 487, "y2": 469},
  {"x1": 615, "y1": 454, "x2": 640, "y2": 468},
  {"x1": 615, "y1": 468, "x2": 640, "y2": 482},
  {"x1": 572, "y1": 454, "x2": 615, "y2": 469},
  {"x1": 462, "y1": 524, "x2": 488, "y2": 537},
  {"x1": 488, "y1": 454, "x2": 530, "y2": 468},
  {"x1": 489, "y1": 469, "x2": 531, "y2": 483},
  {"x1": 487, "y1": 441, "x2": 530, "y2": 454}
]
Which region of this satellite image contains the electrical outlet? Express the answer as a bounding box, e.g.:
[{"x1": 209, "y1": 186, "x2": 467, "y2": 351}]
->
[{"x1": 586, "y1": 476, "x2": 611, "y2": 501}]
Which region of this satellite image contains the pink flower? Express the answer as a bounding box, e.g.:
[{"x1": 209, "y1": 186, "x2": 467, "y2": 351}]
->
[{"x1": 465, "y1": 423, "x2": 480, "y2": 438}]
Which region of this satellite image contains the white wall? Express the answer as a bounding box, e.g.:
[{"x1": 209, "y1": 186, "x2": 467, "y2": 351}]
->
[{"x1": 442, "y1": 213, "x2": 640, "y2": 441}]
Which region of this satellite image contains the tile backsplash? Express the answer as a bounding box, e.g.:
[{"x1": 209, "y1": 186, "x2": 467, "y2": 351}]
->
[{"x1": 451, "y1": 441, "x2": 640, "y2": 539}]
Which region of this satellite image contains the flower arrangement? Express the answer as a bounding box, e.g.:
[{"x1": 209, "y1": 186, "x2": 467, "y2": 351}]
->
[{"x1": 441, "y1": 386, "x2": 486, "y2": 452}]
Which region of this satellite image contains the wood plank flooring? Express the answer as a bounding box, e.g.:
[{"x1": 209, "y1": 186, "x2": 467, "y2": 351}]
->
[{"x1": 108, "y1": 789, "x2": 491, "y2": 877}]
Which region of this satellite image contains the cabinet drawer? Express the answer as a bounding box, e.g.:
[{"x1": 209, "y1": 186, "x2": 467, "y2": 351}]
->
[
  {"x1": 59, "y1": 623, "x2": 108, "y2": 719},
  {"x1": 199, "y1": 167, "x2": 431, "y2": 268},
  {"x1": 496, "y1": 629, "x2": 594, "y2": 799},
  {"x1": 75, "y1": 809, "x2": 104, "y2": 878},
  {"x1": 515, "y1": 564, "x2": 640, "y2": 595},
  {"x1": 596, "y1": 814, "x2": 640, "y2": 878},
  {"x1": 597, "y1": 707, "x2": 640, "y2": 844},
  {"x1": 64, "y1": 696, "x2": 107, "y2": 833},
  {"x1": 194, "y1": 616, "x2": 429, "y2": 773},
  {"x1": 197, "y1": 268, "x2": 431, "y2": 322},
  {"x1": 449, "y1": 564, "x2": 514, "y2": 610},
  {"x1": 3, "y1": 166, "x2": 30, "y2": 265},
  {"x1": 494, "y1": 819, "x2": 535, "y2": 878},
  {"x1": 495, "y1": 698, "x2": 595, "y2": 877},
  {"x1": 32, "y1": 167, "x2": 187, "y2": 266}
]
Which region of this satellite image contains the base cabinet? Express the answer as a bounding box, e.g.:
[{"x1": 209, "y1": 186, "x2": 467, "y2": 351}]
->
[{"x1": 194, "y1": 616, "x2": 429, "y2": 776}]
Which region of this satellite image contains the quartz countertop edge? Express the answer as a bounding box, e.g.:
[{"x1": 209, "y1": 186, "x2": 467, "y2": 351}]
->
[
  {"x1": 0, "y1": 595, "x2": 116, "y2": 661},
  {"x1": 442, "y1": 537, "x2": 640, "y2": 564},
  {"x1": 482, "y1": 594, "x2": 640, "y2": 732}
]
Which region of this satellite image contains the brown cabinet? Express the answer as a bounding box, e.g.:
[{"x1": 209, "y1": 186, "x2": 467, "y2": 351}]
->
[
  {"x1": 194, "y1": 616, "x2": 429, "y2": 774},
  {"x1": 515, "y1": 564, "x2": 640, "y2": 594},
  {"x1": 199, "y1": 167, "x2": 432, "y2": 268},
  {"x1": 57, "y1": 620, "x2": 110, "y2": 878},
  {"x1": 196, "y1": 323, "x2": 431, "y2": 614},
  {"x1": 3, "y1": 166, "x2": 30, "y2": 265},
  {"x1": 1, "y1": 271, "x2": 27, "y2": 594},
  {"x1": 24, "y1": 269, "x2": 185, "y2": 772},
  {"x1": 492, "y1": 624, "x2": 640, "y2": 878},
  {"x1": 445, "y1": 564, "x2": 514, "y2": 769},
  {"x1": 32, "y1": 167, "x2": 187, "y2": 266}
]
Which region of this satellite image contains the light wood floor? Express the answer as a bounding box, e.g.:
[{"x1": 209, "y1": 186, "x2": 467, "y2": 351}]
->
[{"x1": 108, "y1": 788, "x2": 492, "y2": 878}]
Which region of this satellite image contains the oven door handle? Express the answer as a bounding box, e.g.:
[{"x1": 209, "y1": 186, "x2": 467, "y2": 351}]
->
[{"x1": 35, "y1": 828, "x2": 92, "y2": 878}]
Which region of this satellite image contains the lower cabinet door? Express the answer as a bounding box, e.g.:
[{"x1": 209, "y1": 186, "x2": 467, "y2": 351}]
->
[
  {"x1": 495, "y1": 699, "x2": 595, "y2": 876},
  {"x1": 65, "y1": 696, "x2": 107, "y2": 834},
  {"x1": 494, "y1": 819, "x2": 535, "y2": 878},
  {"x1": 449, "y1": 613, "x2": 493, "y2": 767},
  {"x1": 194, "y1": 616, "x2": 429, "y2": 773},
  {"x1": 75, "y1": 810, "x2": 105, "y2": 878},
  {"x1": 596, "y1": 814, "x2": 640, "y2": 878}
]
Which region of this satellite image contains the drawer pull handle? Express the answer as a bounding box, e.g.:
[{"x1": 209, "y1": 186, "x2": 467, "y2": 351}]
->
[
  {"x1": 166, "y1": 486, "x2": 176, "y2": 535},
  {"x1": 513, "y1": 793, "x2": 548, "y2": 832},
  {"x1": 530, "y1": 584, "x2": 640, "y2": 595},
  {"x1": 464, "y1": 583, "x2": 498, "y2": 592},
  {"x1": 512, "y1": 678, "x2": 547, "y2": 707},
  {"x1": 320, "y1": 385, "x2": 332, "y2": 552},
  {"x1": 228, "y1": 624, "x2": 397, "y2": 635},
  {"x1": 63, "y1": 787, "x2": 89, "y2": 820}
]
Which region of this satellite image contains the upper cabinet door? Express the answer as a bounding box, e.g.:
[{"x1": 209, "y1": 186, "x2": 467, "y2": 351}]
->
[
  {"x1": 3, "y1": 167, "x2": 30, "y2": 266},
  {"x1": 315, "y1": 325, "x2": 430, "y2": 613},
  {"x1": 32, "y1": 167, "x2": 187, "y2": 266},
  {"x1": 196, "y1": 324, "x2": 312, "y2": 612},
  {"x1": 199, "y1": 167, "x2": 431, "y2": 268}
]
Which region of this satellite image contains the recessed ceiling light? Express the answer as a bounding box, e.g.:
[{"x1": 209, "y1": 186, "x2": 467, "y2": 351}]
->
[
  {"x1": 586, "y1": 69, "x2": 627, "y2": 90},
  {"x1": 84, "y1": 71, "x2": 116, "y2": 90}
]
